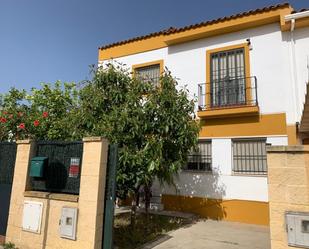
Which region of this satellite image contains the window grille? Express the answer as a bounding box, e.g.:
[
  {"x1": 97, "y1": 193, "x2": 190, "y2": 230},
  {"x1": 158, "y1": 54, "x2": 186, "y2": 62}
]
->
[
  {"x1": 232, "y1": 138, "x2": 267, "y2": 175},
  {"x1": 185, "y1": 140, "x2": 212, "y2": 171},
  {"x1": 210, "y1": 48, "x2": 246, "y2": 107},
  {"x1": 135, "y1": 64, "x2": 160, "y2": 87}
]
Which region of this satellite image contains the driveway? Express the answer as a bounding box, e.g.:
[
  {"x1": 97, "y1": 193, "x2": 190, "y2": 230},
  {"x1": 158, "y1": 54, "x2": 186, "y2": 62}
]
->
[{"x1": 143, "y1": 220, "x2": 271, "y2": 249}]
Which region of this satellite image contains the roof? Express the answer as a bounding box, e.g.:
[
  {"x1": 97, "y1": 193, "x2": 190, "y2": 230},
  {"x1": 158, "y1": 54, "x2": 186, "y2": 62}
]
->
[{"x1": 99, "y1": 3, "x2": 291, "y2": 50}]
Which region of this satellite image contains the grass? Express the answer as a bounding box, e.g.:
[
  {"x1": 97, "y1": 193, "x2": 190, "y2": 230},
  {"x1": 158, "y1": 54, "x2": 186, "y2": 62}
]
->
[{"x1": 113, "y1": 212, "x2": 190, "y2": 249}]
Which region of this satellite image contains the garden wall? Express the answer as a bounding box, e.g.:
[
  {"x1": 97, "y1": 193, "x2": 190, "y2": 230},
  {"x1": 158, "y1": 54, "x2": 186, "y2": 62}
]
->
[
  {"x1": 5, "y1": 137, "x2": 108, "y2": 249},
  {"x1": 267, "y1": 145, "x2": 309, "y2": 249}
]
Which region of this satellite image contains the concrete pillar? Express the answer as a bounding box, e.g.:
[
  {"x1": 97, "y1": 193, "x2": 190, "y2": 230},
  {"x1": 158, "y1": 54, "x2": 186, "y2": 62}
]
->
[
  {"x1": 78, "y1": 137, "x2": 108, "y2": 249},
  {"x1": 6, "y1": 139, "x2": 36, "y2": 246}
]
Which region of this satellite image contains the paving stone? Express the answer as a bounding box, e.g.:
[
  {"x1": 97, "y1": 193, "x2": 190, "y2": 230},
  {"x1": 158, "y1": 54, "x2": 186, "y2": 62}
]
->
[{"x1": 142, "y1": 219, "x2": 271, "y2": 249}]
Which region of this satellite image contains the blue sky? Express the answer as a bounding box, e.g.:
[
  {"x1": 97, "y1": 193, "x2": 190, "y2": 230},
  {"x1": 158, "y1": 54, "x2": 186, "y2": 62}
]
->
[{"x1": 0, "y1": 0, "x2": 307, "y2": 93}]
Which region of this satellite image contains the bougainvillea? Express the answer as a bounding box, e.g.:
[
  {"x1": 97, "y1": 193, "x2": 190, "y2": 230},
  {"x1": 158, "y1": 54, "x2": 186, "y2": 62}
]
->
[{"x1": 0, "y1": 82, "x2": 80, "y2": 141}]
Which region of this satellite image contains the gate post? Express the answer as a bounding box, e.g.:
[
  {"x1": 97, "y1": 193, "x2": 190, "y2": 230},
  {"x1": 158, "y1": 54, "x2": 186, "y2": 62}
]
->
[
  {"x1": 6, "y1": 139, "x2": 36, "y2": 245},
  {"x1": 79, "y1": 137, "x2": 109, "y2": 249}
]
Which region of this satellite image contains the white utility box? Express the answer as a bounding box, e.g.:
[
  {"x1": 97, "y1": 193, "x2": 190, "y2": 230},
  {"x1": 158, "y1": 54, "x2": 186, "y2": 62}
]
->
[
  {"x1": 59, "y1": 207, "x2": 78, "y2": 240},
  {"x1": 286, "y1": 211, "x2": 309, "y2": 248},
  {"x1": 22, "y1": 201, "x2": 43, "y2": 233}
]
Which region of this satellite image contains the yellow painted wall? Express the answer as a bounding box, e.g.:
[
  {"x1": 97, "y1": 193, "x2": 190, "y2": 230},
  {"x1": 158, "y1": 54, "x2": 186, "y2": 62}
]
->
[
  {"x1": 200, "y1": 113, "x2": 287, "y2": 137},
  {"x1": 162, "y1": 194, "x2": 269, "y2": 226},
  {"x1": 286, "y1": 124, "x2": 300, "y2": 145}
]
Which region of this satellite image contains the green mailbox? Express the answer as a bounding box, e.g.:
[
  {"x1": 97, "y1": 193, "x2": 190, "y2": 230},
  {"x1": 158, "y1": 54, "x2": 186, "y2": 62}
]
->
[{"x1": 30, "y1": 157, "x2": 48, "y2": 177}]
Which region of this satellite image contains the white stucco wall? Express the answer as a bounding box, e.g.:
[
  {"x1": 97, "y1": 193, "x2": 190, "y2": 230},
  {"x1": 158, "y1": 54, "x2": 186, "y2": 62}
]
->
[
  {"x1": 100, "y1": 22, "x2": 308, "y2": 202},
  {"x1": 152, "y1": 135, "x2": 287, "y2": 202},
  {"x1": 101, "y1": 23, "x2": 309, "y2": 125}
]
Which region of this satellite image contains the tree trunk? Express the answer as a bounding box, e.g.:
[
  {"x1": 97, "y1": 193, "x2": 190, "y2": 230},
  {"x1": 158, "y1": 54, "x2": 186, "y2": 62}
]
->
[
  {"x1": 144, "y1": 182, "x2": 152, "y2": 214},
  {"x1": 130, "y1": 185, "x2": 141, "y2": 227}
]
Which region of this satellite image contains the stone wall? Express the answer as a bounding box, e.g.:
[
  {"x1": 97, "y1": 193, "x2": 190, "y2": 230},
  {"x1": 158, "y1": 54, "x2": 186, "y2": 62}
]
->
[
  {"x1": 5, "y1": 137, "x2": 108, "y2": 249},
  {"x1": 267, "y1": 145, "x2": 309, "y2": 249}
]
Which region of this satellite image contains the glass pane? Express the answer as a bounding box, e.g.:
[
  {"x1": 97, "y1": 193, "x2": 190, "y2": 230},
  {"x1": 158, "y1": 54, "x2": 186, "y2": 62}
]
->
[
  {"x1": 135, "y1": 64, "x2": 160, "y2": 86},
  {"x1": 210, "y1": 48, "x2": 246, "y2": 107},
  {"x1": 186, "y1": 141, "x2": 212, "y2": 171}
]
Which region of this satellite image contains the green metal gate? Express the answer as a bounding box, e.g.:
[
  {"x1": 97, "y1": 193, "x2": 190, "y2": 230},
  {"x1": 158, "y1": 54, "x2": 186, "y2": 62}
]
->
[
  {"x1": 102, "y1": 144, "x2": 118, "y2": 249},
  {"x1": 0, "y1": 142, "x2": 17, "y2": 237}
]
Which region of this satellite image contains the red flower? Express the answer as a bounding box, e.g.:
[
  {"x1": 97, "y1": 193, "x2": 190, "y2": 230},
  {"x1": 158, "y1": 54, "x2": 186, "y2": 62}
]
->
[
  {"x1": 2, "y1": 111, "x2": 7, "y2": 115},
  {"x1": 42, "y1": 112, "x2": 48, "y2": 118},
  {"x1": 18, "y1": 123, "x2": 25, "y2": 129},
  {"x1": 0, "y1": 117, "x2": 7, "y2": 123},
  {"x1": 33, "y1": 120, "x2": 40, "y2": 127},
  {"x1": 18, "y1": 112, "x2": 23, "y2": 117}
]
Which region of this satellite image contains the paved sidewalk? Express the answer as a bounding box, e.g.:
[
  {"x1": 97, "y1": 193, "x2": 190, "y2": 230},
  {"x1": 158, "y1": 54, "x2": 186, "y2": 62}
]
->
[{"x1": 142, "y1": 220, "x2": 271, "y2": 249}]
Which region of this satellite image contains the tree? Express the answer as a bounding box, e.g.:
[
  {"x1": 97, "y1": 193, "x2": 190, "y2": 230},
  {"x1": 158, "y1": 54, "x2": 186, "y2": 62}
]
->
[
  {"x1": 79, "y1": 64, "x2": 200, "y2": 214},
  {"x1": 0, "y1": 88, "x2": 29, "y2": 140},
  {"x1": 0, "y1": 64, "x2": 200, "y2": 216},
  {"x1": 0, "y1": 82, "x2": 80, "y2": 141},
  {"x1": 26, "y1": 81, "x2": 80, "y2": 140}
]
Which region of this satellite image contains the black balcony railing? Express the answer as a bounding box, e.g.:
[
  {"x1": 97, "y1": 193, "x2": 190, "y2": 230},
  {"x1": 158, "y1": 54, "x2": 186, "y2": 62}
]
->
[{"x1": 198, "y1": 76, "x2": 258, "y2": 110}]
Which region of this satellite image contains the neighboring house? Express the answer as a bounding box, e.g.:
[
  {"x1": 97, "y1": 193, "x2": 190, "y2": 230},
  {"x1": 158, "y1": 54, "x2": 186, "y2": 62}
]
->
[{"x1": 98, "y1": 3, "x2": 309, "y2": 225}]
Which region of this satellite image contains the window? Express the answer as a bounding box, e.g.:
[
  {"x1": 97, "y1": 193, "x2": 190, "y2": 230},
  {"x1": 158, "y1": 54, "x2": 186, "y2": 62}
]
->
[
  {"x1": 210, "y1": 47, "x2": 246, "y2": 107},
  {"x1": 185, "y1": 140, "x2": 212, "y2": 171},
  {"x1": 134, "y1": 63, "x2": 161, "y2": 87},
  {"x1": 232, "y1": 138, "x2": 267, "y2": 175}
]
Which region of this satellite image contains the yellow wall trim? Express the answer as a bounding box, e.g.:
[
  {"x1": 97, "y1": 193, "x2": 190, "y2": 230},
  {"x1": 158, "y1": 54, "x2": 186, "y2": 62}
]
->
[
  {"x1": 198, "y1": 106, "x2": 259, "y2": 119},
  {"x1": 132, "y1": 59, "x2": 164, "y2": 76},
  {"x1": 99, "y1": 6, "x2": 292, "y2": 60},
  {"x1": 99, "y1": 35, "x2": 167, "y2": 61},
  {"x1": 165, "y1": 9, "x2": 291, "y2": 45},
  {"x1": 162, "y1": 194, "x2": 269, "y2": 225},
  {"x1": 199, "y1": 113, "x2": 287, "y2": 137},
  {"x1": 205, "y1": 42, "x2": 252, "y2": 108},
  {"x1": 287, "y1": 124, "x2": 300, "y2": 145}
]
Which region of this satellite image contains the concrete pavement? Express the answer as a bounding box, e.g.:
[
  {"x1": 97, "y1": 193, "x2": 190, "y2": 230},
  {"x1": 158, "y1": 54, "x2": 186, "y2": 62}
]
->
[{"x1": 142, "y1": 219, "x2": 271, "y2": 249}]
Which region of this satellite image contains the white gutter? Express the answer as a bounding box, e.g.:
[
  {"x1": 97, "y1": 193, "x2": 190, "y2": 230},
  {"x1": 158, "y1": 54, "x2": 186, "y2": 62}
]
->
[{"x1": 285, "y1": 10, "x2": 309, "y2": 21}]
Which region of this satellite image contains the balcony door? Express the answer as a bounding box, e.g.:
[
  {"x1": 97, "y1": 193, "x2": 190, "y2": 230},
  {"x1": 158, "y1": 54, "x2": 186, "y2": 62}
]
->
[{"x1": 210, "y1": 48, "x2": 246, "y2": 107}]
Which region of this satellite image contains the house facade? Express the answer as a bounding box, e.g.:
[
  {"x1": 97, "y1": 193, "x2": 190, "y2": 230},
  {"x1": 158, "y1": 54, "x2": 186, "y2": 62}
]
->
[{"x1": 98, "y1": 3, "x2": 309, "y2": 225}]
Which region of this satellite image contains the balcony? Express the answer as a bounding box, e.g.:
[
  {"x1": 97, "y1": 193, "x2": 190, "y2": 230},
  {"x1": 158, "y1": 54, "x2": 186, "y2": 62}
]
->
[{"x1": 197, "y1": 76, "x2": 259, "y2": 118}]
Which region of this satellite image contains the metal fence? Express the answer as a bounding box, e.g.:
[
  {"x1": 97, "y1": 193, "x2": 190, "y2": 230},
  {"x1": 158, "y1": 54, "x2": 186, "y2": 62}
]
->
[
  {"x1": 198, "y1": 76, "x2": 258, "y2": 110},
  {"x1": 0, "y1": 142, "x2": 17, "y2": 236},
  {"x1": 0, "y1": 142, "x2": 17, "y2": 185},
  {"x1": 30, "y1": 141, "x2": 83, "y2": 195}
]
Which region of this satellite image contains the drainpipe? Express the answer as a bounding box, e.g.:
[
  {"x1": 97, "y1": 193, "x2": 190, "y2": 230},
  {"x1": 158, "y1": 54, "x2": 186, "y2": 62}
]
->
[
  {"x1": 285, "y1": 11, "x2": 309, "y2": 122},
  {"x1": 290, "y1": 18, "x2": 299, "y2": 122}
]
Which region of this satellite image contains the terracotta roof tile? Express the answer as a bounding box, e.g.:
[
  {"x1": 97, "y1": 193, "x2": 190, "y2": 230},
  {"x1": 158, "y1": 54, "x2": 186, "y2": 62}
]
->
[{"x1": 99, "y1": 3, "x2": 291, "y2": 50}]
